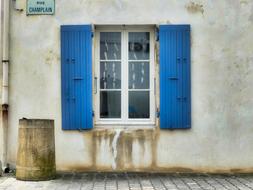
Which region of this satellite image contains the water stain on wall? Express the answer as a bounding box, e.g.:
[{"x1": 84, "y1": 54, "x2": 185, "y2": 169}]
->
[
  {"x1": 249, "y1": 5, "x2": 253, "y2": 23},
  {"x1": 60, "y1": 126, "x2": 253, "y2": 173},
  {"x1": 186, "y1": 1, "x2": 204, "y2": 15},
  {"x1": 79, "y1": 128, "x2": 158, "y2": 172},
  {"x1": 240, "y1": 0, "x2": 249, "y2": 5},
  {"x1": 45, "y1": 50, "x2": 53, "y2": 65}
]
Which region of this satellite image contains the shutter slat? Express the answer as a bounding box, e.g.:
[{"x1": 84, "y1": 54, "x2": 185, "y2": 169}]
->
[
  {"x1": 61, "y1": 25, "x2": 93, "y2": 130},
  {"x1": 70, "y1": 31, "x2": 74, "y2": 129},
  {"x1": 186, "y1": 29, "x2": 191, "y2": 128},
  {"x1": 159, "y1": 25, "x2": 191, "y2": 129},
  {"x1": 178, "y1": 30, "x2": 183, "y2": 129}
]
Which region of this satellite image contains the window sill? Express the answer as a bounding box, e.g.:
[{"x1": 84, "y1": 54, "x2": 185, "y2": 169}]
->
[{"x1": 94, "y1": 122, "x2": 156, "y2": 129}]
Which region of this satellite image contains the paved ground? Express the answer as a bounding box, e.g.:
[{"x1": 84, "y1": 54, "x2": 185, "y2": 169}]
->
[{"x1": 0, "y1": 173, "x2": 253, "y2": 190}]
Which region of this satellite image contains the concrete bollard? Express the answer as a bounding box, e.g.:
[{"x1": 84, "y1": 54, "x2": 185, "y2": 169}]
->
[{"x1": 16, "y1": 119, "x2": 56, "y2": 181}]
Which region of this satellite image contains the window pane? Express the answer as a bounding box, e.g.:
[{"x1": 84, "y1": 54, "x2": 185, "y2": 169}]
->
[
  {"x1": 100, "y1": 32, "x2": 121, "y2": 60},
  {"x1": 129, "y1": 91, "x2": 149, "y2": 118},
  {"x1": 100, "y1": 91, "x2": 121, "y2": 118},
  {"x1": 129, "y1": 62, "x2": 149, "y2": 89},
  {"x1": 100, "y1": 61, "x2": 121, "y2": 89},
  {"x1": 129, "y1": 32, "x2": 150, "y2": 60}
]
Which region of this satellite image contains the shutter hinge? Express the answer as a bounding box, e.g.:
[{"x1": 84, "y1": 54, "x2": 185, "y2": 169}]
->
[
  {"x1": 91, "y1": 24, "x2": 95, "y2": 38},
  {"x1": 92, "y1": 110, "x2": 95, "y2": 117},
  {"x1": 155, "y1": 27, "x2": 159, "y2": 41},
  {"x1": 156, "y1": 108, "x2": 160, "y2": 118}
]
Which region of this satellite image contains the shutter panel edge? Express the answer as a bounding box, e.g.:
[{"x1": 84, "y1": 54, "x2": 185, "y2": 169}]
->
[
  {"x1": 159, "y1": 24, "x2": 191, "y2": 129},
  {"x1": 61, "y1": 25, "x2": 93, "y2": 130}
]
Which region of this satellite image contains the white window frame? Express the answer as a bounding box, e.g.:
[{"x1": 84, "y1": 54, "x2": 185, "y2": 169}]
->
[{"x1": 94, "y1": 26, "x2": 155, "y2": 127}]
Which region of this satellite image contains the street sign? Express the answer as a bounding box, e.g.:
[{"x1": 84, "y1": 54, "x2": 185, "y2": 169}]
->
[{"x1": 27, "y1": 0, "x2": 55, "y2": 15}]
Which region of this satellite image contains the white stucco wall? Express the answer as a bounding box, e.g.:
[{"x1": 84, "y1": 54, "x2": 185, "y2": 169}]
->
[
  {"x1": 5, "y1": 0, "x2": 253, "y2": 172},
  {"x1": 0, "y1": 0, "x2": 4, "y2": 173}
]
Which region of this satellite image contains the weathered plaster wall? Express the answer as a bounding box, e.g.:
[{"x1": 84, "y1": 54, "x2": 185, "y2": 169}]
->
[
  {"x1": 0, "y1": 0, "x2": 4, "y2": 172},
  {"x1": 7, "y1": 0, "x2": 253, "y2": 173}
]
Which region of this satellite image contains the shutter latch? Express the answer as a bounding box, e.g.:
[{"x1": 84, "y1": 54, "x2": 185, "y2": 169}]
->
[
  {"x1": 168, "y1": 77, "x2": 178, "y2": 80},
  {"x1": 177, "y1": 97, "x2": 187, "y2": 101},
  {"x1": 156, "y1": 108, "x2": 160, "y2": 118},
  {"x1": 73, "y1": 77, "x2": 83, "y2": 80},
  {"x1": 155, "y1": 27, "x2": 159, "y2": 41}
]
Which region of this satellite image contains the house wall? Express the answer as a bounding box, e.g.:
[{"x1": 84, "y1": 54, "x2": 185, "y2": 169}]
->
[
  {"x1": 6, "y1": 0, "x2": 253, "y2": 173},
  {"x1": 0, "y1": 0, "x2": 4, "y2": 173}
]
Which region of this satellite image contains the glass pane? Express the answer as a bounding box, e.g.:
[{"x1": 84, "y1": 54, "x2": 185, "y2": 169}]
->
[
  {"x1": 100, "y1": 61, "x2": 121, "y2": 89},
  {"x1": 129, "y1": 91, "x2": 149, "y2": 118},
  {"x1": 129, "y1": 62, "x2": 149, "y2": 89},
  {"x1": 129, "y1": 32, "x2": 150, "y2": 60},
  {"x1": 100, "y1": 91, "x2": 121, "y2": 118},
  {"x1": 100, "y1": 32, "x2": 121, "y2": 60}
]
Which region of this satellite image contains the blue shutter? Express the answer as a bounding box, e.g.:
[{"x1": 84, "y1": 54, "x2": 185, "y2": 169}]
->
[
  {"x1": 61, "y1": 25, "x2": 93, "y2": 130},
  {"x1": 159, "y1": 25, "x2": 191, "y2": 129}
]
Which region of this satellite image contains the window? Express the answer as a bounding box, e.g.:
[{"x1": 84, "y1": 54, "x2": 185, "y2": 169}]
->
[
  {"x1": 94, "y1": 26, "x2": 155, "y2": 126},
  {"x1": 61, "y1": 24, "x2": 190, "y2": 130}
]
